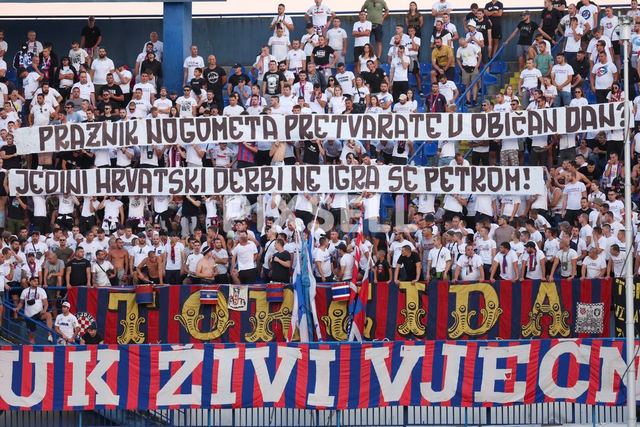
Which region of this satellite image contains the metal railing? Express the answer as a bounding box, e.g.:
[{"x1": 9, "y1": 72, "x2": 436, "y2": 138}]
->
[{"x1": 0, "y1": 403, "x2": 627, "y2": 427}]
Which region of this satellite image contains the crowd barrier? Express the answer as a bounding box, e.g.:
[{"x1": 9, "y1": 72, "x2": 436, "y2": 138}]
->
[{"x1": 64, "y1": 279, "x2": 617, "y2": 344}]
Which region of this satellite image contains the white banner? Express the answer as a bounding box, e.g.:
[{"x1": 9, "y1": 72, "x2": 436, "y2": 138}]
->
[
  {"x1": 8, "y1": 166, "x2": 545, "y2": 196},
  {"x1": 13, "y1": 103, "x2": 625, "y2": 155}
]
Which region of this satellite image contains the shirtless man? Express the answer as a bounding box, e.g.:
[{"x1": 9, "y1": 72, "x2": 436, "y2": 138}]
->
[
  {"x1": 135, "y1": 251, "x2": 164, "y2": 284},
  {"x1": 108, "y1": 238, "x2": 130, "y2": 285},
  {"x1": 195, "y1": 247, "x2": 217, "y2": 284}
]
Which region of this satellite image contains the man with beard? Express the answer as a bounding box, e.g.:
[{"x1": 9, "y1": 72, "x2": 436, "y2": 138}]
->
[{"x1": 204, "y1": 55, "x2": 226, "y2": 113}]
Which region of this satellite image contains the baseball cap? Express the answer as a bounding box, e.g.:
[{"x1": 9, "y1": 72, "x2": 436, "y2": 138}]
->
[
  {"x1": 467, "y1": 20, "x2": 477, "y2": 27},
  {"x1": 521, "y1": 10, "x2": 530, "y2": 16},
  {"x1": 62, "y1": 301, "x2": 71, "y2": 309},
  {"x1": 233, "y1": 63, "x2": 242, "y2": 69},
  {"x1": 399, "y1": 94, "x2": 408, "y2": 101},
  {"x1": 87, "y1": 322, "x2": 97, "y2": 330}
]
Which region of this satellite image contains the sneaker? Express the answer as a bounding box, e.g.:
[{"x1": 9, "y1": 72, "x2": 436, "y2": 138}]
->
[{"x1": 47, "y1": 334, "x2": 53, "y2": 343}]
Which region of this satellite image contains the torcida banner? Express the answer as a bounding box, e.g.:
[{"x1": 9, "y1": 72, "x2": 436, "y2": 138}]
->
[
  {"x1": 12, "y1": 103, "x2": 625, "y2": 154},
  {"x1": 0, "y1": 339, "x2": 638, "y2": 411},
  {"x1": 8, "y1": 165, "x2": 545, "y2": 196}
]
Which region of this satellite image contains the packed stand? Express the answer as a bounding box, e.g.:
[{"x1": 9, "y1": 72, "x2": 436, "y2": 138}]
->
[{"x1": 0, "y1": 2, "x2": 638, "y2": 344}]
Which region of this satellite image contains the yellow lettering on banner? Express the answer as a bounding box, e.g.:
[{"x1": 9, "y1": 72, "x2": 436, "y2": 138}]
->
[
  {"x1": 244, "y1": 289, "x2": 293, "y2": 342},
  {"x1": 174, "y1": 291, "x2": 234, "y2": 341},
  {"x1": 521, "y1": 281, "x2": 570, "y2": 338},
  {"x1": 448, "y1": 283, "x2": 502, "y2": 339},
  {"x1": 107, "y1": 293, "x2": 146, "y2": 344},
  {"x1": 397, "y1": 281, "x2": 427, "y2": 337},
  {"x1": 321, "y1": 300, "x2": 349, "y2": 341}
]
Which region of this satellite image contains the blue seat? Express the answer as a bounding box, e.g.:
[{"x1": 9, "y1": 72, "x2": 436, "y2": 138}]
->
[
  {"x1": 490, "y1": 61, "x2": 507, "y2": 74},
  {"x1": 424, "y1": 141, "x2": 439, "y2": 156},
  {"x1": 380, "y1": 63, "x2": 390, "y2": 75},
  {"x1": 345, "y1": 63, "x2": 356, "y2": 73},
  {"x1": 417, "y1": 105, "x2": 426, "y2": 113}
]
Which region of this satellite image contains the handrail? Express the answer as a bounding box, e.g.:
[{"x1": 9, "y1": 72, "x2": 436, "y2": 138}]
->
[
  {"x1": 1, "y1": 296, "x2": 58, "y2": 344},
  {"x1": 455, "y1": 42, "x2": 508, "y2": 112}
]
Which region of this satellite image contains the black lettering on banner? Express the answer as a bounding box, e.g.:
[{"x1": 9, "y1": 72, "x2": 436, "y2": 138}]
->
[
  {"x1": 67, "y1": 170, "x2": 84, "y2": 195},
  {"x1": 168, "y1": 169, "x2": 183, "y2": 194},
  {"x1": 195, "y1": 117, "x2": 211, "y2": 142},
  {"x1": 284, "y1": 115, "x2": 298, "y2": 140},
  {"x1": 425, "y1": 114, "x2": 442, "y2": 139},
  {"x1": 365, "y1": 165, "x2": 379, "y2": 189},
  {"x1": 379, "y1": 115, "x2": 393, "y2": 140},
  {"x1": 487, "y1": 167, "x2": 503, "y2": 193},
  {"x1": 263, "y1": 116, "x2": 277, "y2": 140},
  {"x1": 487, "y1": 113, "x2": 502, "y2": 139},
  {"x1": 102, "y1": 121, "x2": 117, "y2": 147},
  {"x1": 394, "y1": 115, "x2": 408, "y2": 140},
  {"x1": 245, "y1": 116, "x2": 260, "y2": 140},
  {"x1": 200, "y1": 168, "x2": 206, "y2": 192},
  {"x1": 314, "y1": 115, "x2": 329, "y2": 139},
  {"x1": 581, "y1": 105, "x2": 597, "y2": 131},
  {"x1": 112, "y1": 169, "x2": 126, "y2": 194},
  {"x1": 213, "y1": 168, "x2": 228, "y2": 193},
  {"x1": 511, "y1": 112, "x2": 526, "y2": 136},
  {"x1": 361, "y1": 115, "x2": 376, "y2": 140},
  {"x1": 147, "y1": 119, "x2": 162, "y2": 145},
  {"x1": 351, "y1": 165, "x2": 366, "y2": 190},
  {"x1": 95, "y1": 169, "x2": 111, "y2": 194},
  {"x1": 306, "y1": 165, "x2": 320, "y2": 192},
  {"x1": 470, "y1": 167, "x2": 486, "y2": 192},
  {"x1": 300, "y1": 115, "x2": 314, "y2": 140},
  {"x1": 455, "y1": 167, "x2": 471, "y2": 192},
  {"x1": 565, "y1": 106, "x2": 580, "y2": 133},
  {"x1": 504, "y1": 167, "x2": 519, "y2": 192},
  {"x1": 245, "y1": 167, "x2": 260, "y2": 193},
  {"x1": 154, "y1": 169, "x2": 168, "y2": 192},
  {"x1": 39, "y1": 126, "x2": 54, "y2": 152},
  {"x1": 616, "y1": 102, "x2": 625, "y2": 128},
  {"x1": 544, "y1": 108, "x2": 557, "y2": 135},
  {"x1": 528, "y1": 110, "x2": 542, "y2": 136},
  {"x1": 447, "y1": 114, "x2": 462, "y2": 138},
  {"x1": 291, "y1": 166, "x2": 305, "y2": 192},
  {"x1": 403, "y1": 166, "x2": 418, "y2": 192},
  {"x1": 471, "y1": 114, "x2": 486, "y2": 139},
  {"x1": 388, "y1": 166, "x2": 402, "y2": 192},
  {"x1": 599, "y1": 103, "x2": 615, "y2": 129},
  {"x1": 53, "y1": 126, "x2": 68, "y2": 152},
  {"x1": 423, "y1": 167, "x2": 438, "y2": 192},
  {"x1": 211, "y1": 116, "x2": 228, "y2": 141},
  {"x1": 179, "y1": 118, "x2": 196, "y2": 143},
  {"x1": 44, "y1": 170, "x2": 57, "y2": 194},
  {"x1": 440, "y1": 167, "x2": 454, "y2": 192},
  {"x1": 163, "y1": 118, "x2": 178, "y2": 144},
  {"x1": 125, "y1": 169, "x2": 138, "y2": 191},
  {"x1": 348, "y1": 115, "x2": 362, "y2": 139},
  {"x1": 335, "y1": 165, "x2": 349, "y2": 191},
  {"x1": 521, "y1": 169, "x2": 530, "y2": 191},
  {"x1": 84, "y1": 123, "x2": 100, "y2": 149},
  {"x1": 70, "y1": 125, "x2": 84, "y2": 151},
  {"x1": 261, "y1": 167, "x2": 276, "y2": 192},
  {"x1": 185, "y1": 168, "x2": 199, "y2": 193},
  {"x1": 333, "y1": 115, "x2": 348, "y2": 139},
  {"x1": 27, "y1": 170, "x2": 43, "y2": 195},
  {"x1": 80, "y1": 170, "x2": 89, "y2": 194},
  {"x1": 139, "y1": 169, "x2": 152, "y2": 194},
  {"x1": 228, "y1": 116, "x2": 243, "y2": 140},
  {"x1": 229, "y1": 169, "x2": 243, "y2": 194}
]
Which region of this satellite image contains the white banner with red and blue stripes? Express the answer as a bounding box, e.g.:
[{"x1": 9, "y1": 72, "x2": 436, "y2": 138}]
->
[{"x1": 0, "y1": 339, "x2": 638, "y2": 411}]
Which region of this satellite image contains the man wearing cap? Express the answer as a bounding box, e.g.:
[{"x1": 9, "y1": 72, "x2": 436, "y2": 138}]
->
[
  {"x1": 80, "y1": 322, "x2": 103, "y2": 344},
  {"x1": 14, "y1": 276, "x2": 53, "y2": 343},
  {"x1": 506, "y1": 10, "x2": 553, "y2": 70},
  {"x1": 464, "y1": 20, "x2": 485, "y2": 49},
  {"x1": 54, "y1": 301, "x2": 79, "y2": 345}
]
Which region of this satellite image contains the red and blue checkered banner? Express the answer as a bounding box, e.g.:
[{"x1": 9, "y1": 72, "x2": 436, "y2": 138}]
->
[
  {"x1": 0, "y1": 339, "x2": 638, "y2": 411},
  {"x1": 67, "y1": 279, "x2": 611, "y2": 344}
]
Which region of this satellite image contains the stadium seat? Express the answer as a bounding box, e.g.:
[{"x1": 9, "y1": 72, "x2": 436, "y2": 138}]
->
[
  {"x1": 345, "y1": 63, "x2": 355, "y2": 73},
  {"x1": 380, "y1": 63, "x2": 390, "y2": 75},
  {"x1": 419, "y1": 62, "x2": 431, "y2": 78},
  {"x1": 490, "y1": 61, "x2": 507, "y2": 75},
  {"x1": 423, "y1": 141, "x2": 438, "y2": 157}
]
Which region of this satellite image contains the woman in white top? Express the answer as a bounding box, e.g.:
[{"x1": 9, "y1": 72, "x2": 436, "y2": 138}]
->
[
  {"x1": 328, "y1": 85, "x2": 346, "y2": 114},
  {"x1": 405, "y1": 89, "x2": 418, "y2": 112},
  {"x1": 352, "y1": 76, "x2": 370, "y2": 106},
  {"x1": 365, "y1": 95, "x2": 383, "y2": 114},
  {"x1": 357, "y1": 43, "x2": 378, "y2": 74},
  {"x1": 324, "y1": 76, "x2": 338, "y2": 100},
  {"x1": 502, "y1": 85, "x2": 519, "y2": 104}
]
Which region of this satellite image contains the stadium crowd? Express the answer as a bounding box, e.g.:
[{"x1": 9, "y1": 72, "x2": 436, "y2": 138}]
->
[{"x1": 0, "y1": 0, "x2": 639, "y2": 343}]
